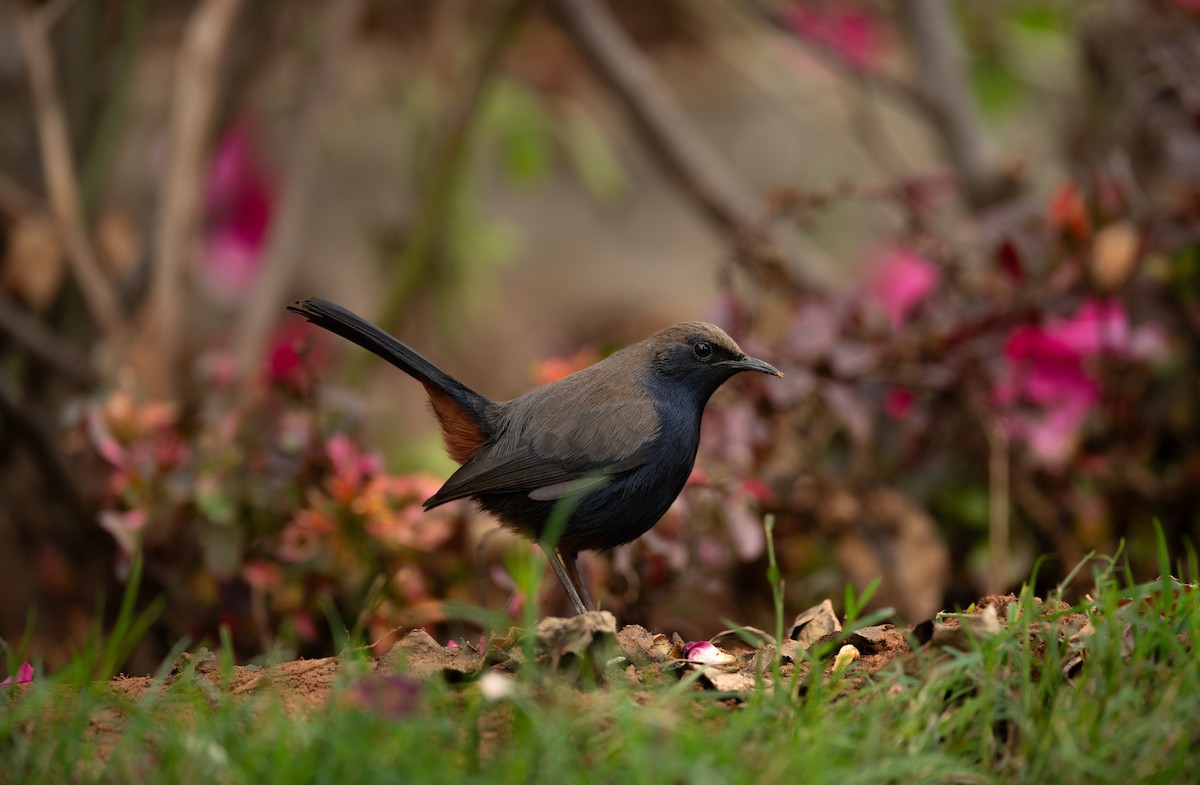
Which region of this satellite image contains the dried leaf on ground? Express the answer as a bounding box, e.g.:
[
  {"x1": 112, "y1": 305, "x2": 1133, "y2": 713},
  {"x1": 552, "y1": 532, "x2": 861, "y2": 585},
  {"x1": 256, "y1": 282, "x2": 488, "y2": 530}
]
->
[
  {"x1": 789, "y1": 599, "x2": 842, "y2": 649},
  {"x1": 533, "y1": 611, "x2": 619, "y2": 675},
  {"x1": 617, "y1": 624, "x2": 677, "y2": 665}
]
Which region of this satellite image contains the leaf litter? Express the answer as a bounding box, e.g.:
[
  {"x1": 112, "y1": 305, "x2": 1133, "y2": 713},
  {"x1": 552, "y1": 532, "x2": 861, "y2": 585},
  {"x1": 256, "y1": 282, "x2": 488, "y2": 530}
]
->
[{"x1": 7, "y1": 580, "x2": 1196, "y2": 763}]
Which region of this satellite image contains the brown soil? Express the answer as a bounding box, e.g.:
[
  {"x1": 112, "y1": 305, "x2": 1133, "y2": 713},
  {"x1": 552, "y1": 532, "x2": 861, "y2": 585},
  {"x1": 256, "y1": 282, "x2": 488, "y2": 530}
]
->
[{"x1": 6, "y1": 593, "x2": 1077, "y2": 762}]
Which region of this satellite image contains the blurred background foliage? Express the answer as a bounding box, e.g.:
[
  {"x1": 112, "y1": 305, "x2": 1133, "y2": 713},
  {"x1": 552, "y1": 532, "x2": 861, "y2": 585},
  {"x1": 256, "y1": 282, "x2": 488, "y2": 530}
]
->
[{"x1": 1, "y1": 0, "x2": 1198, "y2": 674}]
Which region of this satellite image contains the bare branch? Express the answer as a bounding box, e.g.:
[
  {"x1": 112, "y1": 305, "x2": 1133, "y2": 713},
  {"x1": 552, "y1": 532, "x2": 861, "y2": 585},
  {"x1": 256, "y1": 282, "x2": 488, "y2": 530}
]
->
[
  {"x1": 16, "y1": 6, "x2": 124, "y2": 336},
  {"x1": 745, "y1": 0, "x2": 1015, "y2": 211},
  {"x1": 372, "y1": 0, "x2": 533, "y2": 338},
  {"x1": 234, "y1": 0, "x2": 365, "y2": 400},
  {"x1": 985, "y1": 415, "x2": 1010, "y2": 595},
  {"x1": 0, "y1": 290, "x2": 95, "y2": 387},
  {"x1": 551, "y1": 0, "x2": 835, "y2": 288},
  {"x1": 743, "y1": 0, "x2": 930, "y2": 114},
  {"x1": 0, "y1": 375, "x2": 91, "y2": 524},
  {"x1": 894, "y1": 0, "x2": 1009, "y2": 209},
  {"x1": 151, "y1": 0, "x2": 245, "y2": 396}
]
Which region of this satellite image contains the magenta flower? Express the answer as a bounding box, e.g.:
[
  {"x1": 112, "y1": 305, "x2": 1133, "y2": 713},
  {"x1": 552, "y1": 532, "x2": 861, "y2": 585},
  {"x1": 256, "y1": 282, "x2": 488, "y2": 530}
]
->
[
  {"x1": 867, "y1": 248, "x2": 941, "y2": 330},
  {"x1": 787, "y1": 4, "x2": 886, "y2": 69},
  {"x1": 885, "y1": 387, "x2": 914, "y2": 420},
  {"x1": 995, "y1": 299, "x2": 1165, "y2": 466},
  {"x1": 681, "y1": 641, "x2": 735, "y2": 665},
  {"x1": 200, "y1": 122, "x2": 274, "y2": 302},
  {"x1": 2, "y1": 661, "x2": 34, "y2": 685}
]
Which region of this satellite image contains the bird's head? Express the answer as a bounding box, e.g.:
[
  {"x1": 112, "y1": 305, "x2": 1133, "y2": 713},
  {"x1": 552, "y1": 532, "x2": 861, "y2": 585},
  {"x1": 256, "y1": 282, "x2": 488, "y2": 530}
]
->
[{"x1": 650, "y1": 322, "x2": 782, "y2": 397}]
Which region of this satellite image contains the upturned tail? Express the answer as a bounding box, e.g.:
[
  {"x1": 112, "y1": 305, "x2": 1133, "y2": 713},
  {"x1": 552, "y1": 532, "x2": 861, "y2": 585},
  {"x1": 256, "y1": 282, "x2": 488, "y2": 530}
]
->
[{"x1": 286, "y1": 298, "x2": 495, "y2": 462}]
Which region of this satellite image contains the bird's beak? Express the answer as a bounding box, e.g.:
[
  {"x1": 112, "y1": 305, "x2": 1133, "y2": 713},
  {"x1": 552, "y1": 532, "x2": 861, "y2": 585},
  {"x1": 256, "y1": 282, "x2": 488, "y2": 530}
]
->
[{"x1": 716, "y1": 355, "x2": 783, "y2": 377}]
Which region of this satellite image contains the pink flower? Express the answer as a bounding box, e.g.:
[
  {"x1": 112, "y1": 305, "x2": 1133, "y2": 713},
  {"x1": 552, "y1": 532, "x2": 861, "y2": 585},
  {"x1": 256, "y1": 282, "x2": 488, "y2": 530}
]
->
[
  {"x1": 1043, "y1": 300, "x2": 1166, "y2": 362},
  {"x1": 681, "y1": 641, "x2": 734, "y2": 665},
  {"x1": 200, "y1": 122, "x2": 274, "y2": 301},
  {"x1": 326, "y1": 433, "x2": 383, "y2": 501},
  {"x1": 867, "y1": 248, "x2": 941, "y2": 329},
  {"x1": 787, "y1": 4, "x2": 886, "y2": 69},
  {"x1": 1, "y1": 661, "x2": 34, "y2": 685},
  {"x1": 995, "y1": 299, "x2": 1165, "y2": 466}
]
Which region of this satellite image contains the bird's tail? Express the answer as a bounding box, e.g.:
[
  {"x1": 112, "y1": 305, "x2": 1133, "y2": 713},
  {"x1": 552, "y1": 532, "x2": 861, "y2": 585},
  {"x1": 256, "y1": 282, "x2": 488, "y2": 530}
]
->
[{"x1": 286, "y1": 298, "x2": 490, "y2": 414}]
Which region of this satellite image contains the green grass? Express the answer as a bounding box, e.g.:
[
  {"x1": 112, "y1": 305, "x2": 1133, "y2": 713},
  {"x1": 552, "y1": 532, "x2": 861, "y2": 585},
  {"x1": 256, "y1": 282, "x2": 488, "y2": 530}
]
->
[{"x1": 4, "y1": 552, "x2": 1199, "y2": 784}]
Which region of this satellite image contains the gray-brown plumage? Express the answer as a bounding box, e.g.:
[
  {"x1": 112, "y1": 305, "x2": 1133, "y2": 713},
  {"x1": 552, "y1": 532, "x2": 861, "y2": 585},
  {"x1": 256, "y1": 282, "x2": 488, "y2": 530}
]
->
[{"x1": 287, "y1": 298, "x2": 781, "y2": 614}]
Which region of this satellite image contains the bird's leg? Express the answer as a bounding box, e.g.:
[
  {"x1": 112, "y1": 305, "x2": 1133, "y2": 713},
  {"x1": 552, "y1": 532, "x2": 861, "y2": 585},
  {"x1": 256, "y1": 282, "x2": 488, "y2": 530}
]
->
[
  {"x1": 539, "y1": 541, "x2": 590, "y2": 615},
  {"x1": 562, "y1": 550, "x2": 594, "y2": 612}
]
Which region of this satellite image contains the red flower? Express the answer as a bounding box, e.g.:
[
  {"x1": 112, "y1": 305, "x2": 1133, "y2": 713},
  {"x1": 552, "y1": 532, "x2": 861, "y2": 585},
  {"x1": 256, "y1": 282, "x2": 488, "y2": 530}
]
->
[{"x1": 1048, "y1": 183, "x2": 1090, "y2": 241}]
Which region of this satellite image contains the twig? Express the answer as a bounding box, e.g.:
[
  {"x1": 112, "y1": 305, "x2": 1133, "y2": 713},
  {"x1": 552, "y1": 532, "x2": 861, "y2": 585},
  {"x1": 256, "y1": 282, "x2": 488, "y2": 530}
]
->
[
  {"x1": 551, "y1": 0, "x2": 834, "y2": 289},
  {"x1": 17, "y1": 5, "x2": 124, "y2": 337},
  {"x1": 0, "y1": 290, "x2": 95, "y2": 387},
  {"x1": 1012, "y1": 474, "x2": 1085, "y2": 570},
  {"x1": 747, "y1": 0, "x2": 1013, "y2": 211},
  {"x1": 371, "y1": 0, "x2": 533, "y2": 343},
  {"x1": 234, "y1": 0, "x2": 365, "y2": 400},
  {"x1": 151, "y1": 0, "x2": 245, "y2": 397},
  {"x1": 743, "y1": 0, "x2": 930, "y2": 115},
  {"x1": 893, "y1": 0, "x2": 1008, "y2": 210},
  {"x1": 985, "y1": 416, "x2": 1010, "y2": 595},
  {"x1": 0, "y1": 375, "x2": 91, "y2": 524}
]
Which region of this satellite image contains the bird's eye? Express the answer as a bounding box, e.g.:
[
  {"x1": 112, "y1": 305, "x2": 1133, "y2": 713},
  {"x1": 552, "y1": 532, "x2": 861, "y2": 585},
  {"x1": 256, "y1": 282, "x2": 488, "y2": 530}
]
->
[{"x1": 693, "y1": 341, "x2": 713, "y2": 360}]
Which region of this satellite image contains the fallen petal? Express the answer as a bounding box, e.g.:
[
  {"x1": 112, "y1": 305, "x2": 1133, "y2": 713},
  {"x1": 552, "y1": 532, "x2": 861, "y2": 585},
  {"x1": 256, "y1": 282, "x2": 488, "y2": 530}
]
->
[
  {"x1": 1, "y1": 661, "x2": 34, "y2": 685},
  {"x1": 681, "y1": 641, "x2": 736, "y2": 665},
  {"x1": 831, "y1": 645, "x2": 860, "y2": 673}
]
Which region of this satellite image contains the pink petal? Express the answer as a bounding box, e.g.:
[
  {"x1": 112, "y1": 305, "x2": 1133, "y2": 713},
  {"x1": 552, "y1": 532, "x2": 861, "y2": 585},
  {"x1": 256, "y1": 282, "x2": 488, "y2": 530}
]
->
[
  {"x1": 788, "y1": 6, "x2": 886, "y2": 69},
  {"x1": 1044, "y1": 299, "x2": 1130, "y2": 357},
  {"x1": 1, "y1": 661, "x2": 34, "y2": 685},
  {"x1": 200, "y1": 230, "x2": 265, "y2": 299},
  {"x1": 681, "y1": 641, "x2": 734, "y2": 665},
  {"x1": 200, "y1": 121, "x2": 275, "y2": 301},
  {"x1": 867, "y1": 248, "x2": 941, "y2": 329},
  {"x1": 1003, "y1": 325, "x2": 1077, "y2": 365},
  {"x1": 87, "y1": 406, "x2": 127, "y2": 468},
  {"x1": 1023, "y1": 399, "x2": 1093, "y2": 467}
]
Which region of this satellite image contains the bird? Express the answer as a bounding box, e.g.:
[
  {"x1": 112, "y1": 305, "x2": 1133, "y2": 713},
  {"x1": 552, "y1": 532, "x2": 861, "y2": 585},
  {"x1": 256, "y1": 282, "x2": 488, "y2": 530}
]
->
[{"x1": 287, "y1": 298, "x2": 782, "y2": 615}]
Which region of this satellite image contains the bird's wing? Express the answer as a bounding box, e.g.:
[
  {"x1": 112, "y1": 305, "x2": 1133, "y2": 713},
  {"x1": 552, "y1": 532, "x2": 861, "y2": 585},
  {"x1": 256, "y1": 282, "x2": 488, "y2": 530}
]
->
[{"x1": 423, "y1": 391, "x2": 661, "y2": 508}]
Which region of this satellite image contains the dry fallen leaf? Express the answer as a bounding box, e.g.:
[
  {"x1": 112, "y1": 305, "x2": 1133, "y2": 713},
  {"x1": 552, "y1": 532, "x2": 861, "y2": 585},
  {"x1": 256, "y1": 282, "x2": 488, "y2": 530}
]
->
[
  {"x1": 533, "y1": 611, "x2": 619, "y2": 676},
  {"x1": 617, "y1": 624, "x2": 677, "y2": 666},
  {"x1": 848, "y1": 624, "x2": 904, "y2": 655},
  {"x1": 927, "y1": 604, "x2": 1002, "y2": 651},
  {"x1": 700, "y1": 669, "x2": 758, "y2": 693},
  {"x1": 789, "y1": 599, "x2": 842, "y2": 650}
]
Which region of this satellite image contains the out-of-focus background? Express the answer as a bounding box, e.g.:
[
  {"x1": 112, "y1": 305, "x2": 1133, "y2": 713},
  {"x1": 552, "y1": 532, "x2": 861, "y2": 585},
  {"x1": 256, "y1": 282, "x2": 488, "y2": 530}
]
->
[{"x1": 1, "y1": 0, "x2": 1197, "y2": 674}]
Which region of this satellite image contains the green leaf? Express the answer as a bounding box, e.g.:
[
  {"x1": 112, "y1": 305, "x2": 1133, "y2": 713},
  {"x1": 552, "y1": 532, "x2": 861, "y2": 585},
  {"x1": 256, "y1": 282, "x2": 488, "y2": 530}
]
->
[
  {"x1": 197, "y1": 484, "x2": 237, "y2": 526},
  {"x1": 560, "y1": 104, "x2": 627, "y2": 204}
]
